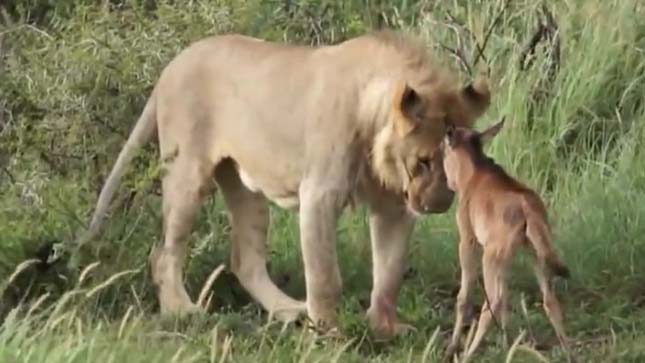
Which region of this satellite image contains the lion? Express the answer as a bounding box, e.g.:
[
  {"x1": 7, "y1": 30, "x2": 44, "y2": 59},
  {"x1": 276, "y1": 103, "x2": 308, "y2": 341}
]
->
[{"x1": 77, "y1": 30, "x2": 491, "y2": 338}]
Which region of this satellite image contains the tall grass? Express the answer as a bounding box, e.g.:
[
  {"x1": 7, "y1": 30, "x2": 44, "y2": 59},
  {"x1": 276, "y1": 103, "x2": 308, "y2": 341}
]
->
[{"x1": 1, "y1": 0, "x2": 645, "y2": 362}]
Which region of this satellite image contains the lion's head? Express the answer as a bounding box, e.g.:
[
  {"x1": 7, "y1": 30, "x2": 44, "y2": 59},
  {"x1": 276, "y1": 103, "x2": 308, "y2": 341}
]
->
[{"x1": 371, "y1": 76, "x2": 490, "y2": 215}]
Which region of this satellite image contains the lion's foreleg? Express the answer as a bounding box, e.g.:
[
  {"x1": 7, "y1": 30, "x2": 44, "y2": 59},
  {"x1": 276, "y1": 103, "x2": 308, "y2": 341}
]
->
[
  {"x1": 298, "y1": 180, "x2": 346, "y2": 332},
  {"x1": 366, "y1": 200, "x2": 416, "y2": 339}
]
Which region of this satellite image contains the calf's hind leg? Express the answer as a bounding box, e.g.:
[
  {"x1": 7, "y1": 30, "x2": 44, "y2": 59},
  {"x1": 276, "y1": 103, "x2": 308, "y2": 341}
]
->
[
  {"x1": 150, "y1": 155, "x2": 214, "y2": 315},
  {"x1": 215, "y1": 161, "x2": 306, "y2": 323},
  {"x1": 534, "y1": 261, "x2": 572, "y2": 362}
]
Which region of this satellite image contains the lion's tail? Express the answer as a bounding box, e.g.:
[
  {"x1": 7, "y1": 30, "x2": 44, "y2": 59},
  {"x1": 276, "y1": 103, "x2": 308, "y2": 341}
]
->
[{"x1": 76, "y1": 89, "x2": 158, "y2": 245}]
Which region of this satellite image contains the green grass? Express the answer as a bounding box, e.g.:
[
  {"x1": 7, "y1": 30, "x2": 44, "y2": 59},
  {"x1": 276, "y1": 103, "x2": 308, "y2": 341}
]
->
[{"x1": 2, "y1": 0, "x2": 645, "y2": 362}]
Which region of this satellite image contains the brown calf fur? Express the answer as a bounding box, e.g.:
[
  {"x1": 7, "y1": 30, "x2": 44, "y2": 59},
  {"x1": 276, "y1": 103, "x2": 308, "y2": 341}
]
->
[{"x1": 436, "y1": 118, "x2": 572, "y2": 363}]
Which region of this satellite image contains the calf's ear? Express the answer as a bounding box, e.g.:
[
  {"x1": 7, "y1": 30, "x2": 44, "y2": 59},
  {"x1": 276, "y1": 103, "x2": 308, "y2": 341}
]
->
[{"x1": 479, "y1": 117, "x2": 506, "y2": 145}]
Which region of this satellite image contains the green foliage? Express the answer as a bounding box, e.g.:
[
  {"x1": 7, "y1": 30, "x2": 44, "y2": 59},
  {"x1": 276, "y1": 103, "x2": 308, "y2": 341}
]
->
[{"x1": 2, "y1": 0, "x2": 645, "y2": 361}]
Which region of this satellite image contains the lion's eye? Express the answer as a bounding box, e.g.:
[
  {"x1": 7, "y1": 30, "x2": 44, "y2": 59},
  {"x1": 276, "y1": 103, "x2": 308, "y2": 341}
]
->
[{"x1": 418, "y1": 157, "x2": 432, "y2": 172}]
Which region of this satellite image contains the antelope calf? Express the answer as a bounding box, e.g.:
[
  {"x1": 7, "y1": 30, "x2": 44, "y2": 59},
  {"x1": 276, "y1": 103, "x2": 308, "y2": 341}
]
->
[{"x1": 438, "y1": 119, "x2": 571, "y2": 362}]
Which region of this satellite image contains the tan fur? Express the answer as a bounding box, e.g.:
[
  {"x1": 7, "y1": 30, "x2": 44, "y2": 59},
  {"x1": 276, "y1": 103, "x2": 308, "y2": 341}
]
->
[
  {"x1": 78, "y1": 30, "x2": 491, "y2": 337},
  {"x1": 437, "y1": 120, "x2": 571, "y2": 362}
]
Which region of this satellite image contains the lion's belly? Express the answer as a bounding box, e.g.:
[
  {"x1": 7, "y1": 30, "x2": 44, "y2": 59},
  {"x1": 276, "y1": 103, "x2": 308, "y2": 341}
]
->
[{"x1": 238, "y1": 168, "x2": 300, "y2": 211}]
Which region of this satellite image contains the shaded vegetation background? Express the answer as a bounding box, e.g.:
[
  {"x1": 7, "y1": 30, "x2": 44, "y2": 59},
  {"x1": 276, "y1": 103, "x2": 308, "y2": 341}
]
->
[{"x1": 1, "y1": 0, "x2": 645, "y2": 362}]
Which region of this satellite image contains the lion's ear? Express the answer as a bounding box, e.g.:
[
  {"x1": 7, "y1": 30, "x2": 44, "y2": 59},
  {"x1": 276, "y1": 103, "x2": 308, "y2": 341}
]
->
[
  {"x1": 392, "y1": 81, "x2": 424, "y2": 136},
  {"x1": 461, "y1": 76, "x2": 491, "y2": 124}
]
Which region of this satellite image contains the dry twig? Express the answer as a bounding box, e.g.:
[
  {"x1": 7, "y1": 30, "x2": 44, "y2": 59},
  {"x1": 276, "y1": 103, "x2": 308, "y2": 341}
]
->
[
  {"x1": 519, "y1": 4, "x2": 560, "y2": 78},
  {"x1": 437, "y1": 0, "x2": 511, "y2": 78}
]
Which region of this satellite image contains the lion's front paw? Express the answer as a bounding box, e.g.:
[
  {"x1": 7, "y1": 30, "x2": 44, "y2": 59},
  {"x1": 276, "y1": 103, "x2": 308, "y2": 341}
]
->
[
  {"x1": 160, "y1": 299, "x2": 203, "y2": 317},
  {"x1": 302, "y1": 314, "x2": 345, "y2": 341},
  {"x1": 366, "y1": 307, "x2": 416, "y2": 341},
  {"x1": 272, "y1": 301, "x2": 307, "y2": 323},
  {"x1": 303, "y1": 299, "x2": 340, "y2": 335},
  {"x1": 370, "y1": 318, "x2": 417, "y2": 341},
  {"x1": 305, "y1": 320, "x2": 345, "y2": 340},
  {"x1": 366, "y1": 292, "x2": 416, "y2": 341},
  {"x1": 444, "y1": 343, "x2": 459, "y2": 362},
  {"x1": 392, "y1": 322, "x2": 417, "y2": 335}
]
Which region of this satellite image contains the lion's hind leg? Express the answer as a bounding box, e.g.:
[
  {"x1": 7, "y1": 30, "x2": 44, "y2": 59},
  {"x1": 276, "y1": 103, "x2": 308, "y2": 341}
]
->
[
  {"x1": 215, "y1": 161, "x2": 306, "y2": 323},
  {"x1": 151, "y1": 153, "x2": 215, "y2": 315}
]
